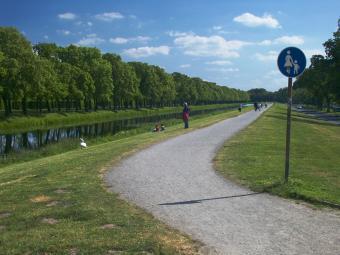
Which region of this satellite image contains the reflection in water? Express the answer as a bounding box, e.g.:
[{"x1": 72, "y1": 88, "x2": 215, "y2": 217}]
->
[{"x1": 0, "y1": 106, "x2": 238, "y2": 154}]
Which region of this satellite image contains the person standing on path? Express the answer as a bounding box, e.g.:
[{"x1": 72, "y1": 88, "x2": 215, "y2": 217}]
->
[{"x1": 182, "y1": 102, "x2": 190, "y2": 129}]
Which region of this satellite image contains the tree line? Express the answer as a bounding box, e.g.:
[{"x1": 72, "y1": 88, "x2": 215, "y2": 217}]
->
[
  {"x1": 248, "y1": 21, "x2": 340, "y2": 111},
  {"x1": 294, "y1": 22, "x2": 340, "y2": 111},
  {"x1": 0, "y1": 27, "x2": 249, "y2": 116}
]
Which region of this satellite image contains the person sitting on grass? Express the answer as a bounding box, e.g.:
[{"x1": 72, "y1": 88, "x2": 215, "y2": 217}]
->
[{"x1": 153, "y1": 123, "x2": 160, "y2": 132}]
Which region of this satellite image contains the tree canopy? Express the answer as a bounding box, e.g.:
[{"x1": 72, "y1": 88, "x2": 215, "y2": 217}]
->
[{"x1": 0, "y1": 26, "x2": 249, "y2": 116}]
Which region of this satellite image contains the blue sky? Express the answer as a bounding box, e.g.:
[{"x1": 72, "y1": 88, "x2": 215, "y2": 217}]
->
[{"x1": 1, "y1": 0, "x2": 339, "y2": 91}]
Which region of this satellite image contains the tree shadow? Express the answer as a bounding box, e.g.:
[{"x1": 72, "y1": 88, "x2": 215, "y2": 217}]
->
[{"x1": 158, "y1": 192, "x2": 262, "y2": 206}]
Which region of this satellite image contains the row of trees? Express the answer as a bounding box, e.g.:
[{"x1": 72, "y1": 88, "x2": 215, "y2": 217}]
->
[
  {"x1": 293, "y1": 22, "x2": 339, "y2": 111},
  {"x1": 0, "y1": 27, "x2": 249, "y2": 116},
  {"x1": 248, "y1": 20, "x2": 339, "y2": 110},
  {"x1": 248, "y1": 88, "x2": 288, "y2": 103}
]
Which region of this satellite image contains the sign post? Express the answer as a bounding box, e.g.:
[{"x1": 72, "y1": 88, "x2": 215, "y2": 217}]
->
[{"x1": 277, "y1": 47, "x2": 306, "y2": 183}]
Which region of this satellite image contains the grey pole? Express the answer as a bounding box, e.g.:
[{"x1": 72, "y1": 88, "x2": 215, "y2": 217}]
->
[{"x1": 285, "y1": 77, "x2": 293, "y2": 182}]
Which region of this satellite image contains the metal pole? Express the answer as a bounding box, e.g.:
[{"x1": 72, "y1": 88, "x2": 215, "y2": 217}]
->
[{"x1": 285, "y1": 77, "x2": 293, "y2": 183}]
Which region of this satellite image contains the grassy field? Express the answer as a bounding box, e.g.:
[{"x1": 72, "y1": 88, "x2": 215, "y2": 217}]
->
[
  {"x1": 0, "y1": 107, "x2": 249, "y2": 254},
  {"x1": 0, "y1": 103, "x2": 240, "y2": 134},
  {"x1": 215, "y1": 104, "x2": 340, "y2": 206}
]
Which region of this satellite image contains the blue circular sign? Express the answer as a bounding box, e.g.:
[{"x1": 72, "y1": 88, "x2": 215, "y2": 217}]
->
[{"x1": 277, "y1": 47, "x2": 306, "y2": 78}]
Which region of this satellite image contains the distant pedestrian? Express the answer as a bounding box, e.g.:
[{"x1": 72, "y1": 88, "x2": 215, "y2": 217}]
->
[
  {"x1": 182, "y1": 102, "x2": 190, "y2": 129},
  {"x1": 238, "y1": 104, "x2": 242, "y2": 112},
  {"x1": 254, "y1": 102, "x2": 258, "y2": 111}
]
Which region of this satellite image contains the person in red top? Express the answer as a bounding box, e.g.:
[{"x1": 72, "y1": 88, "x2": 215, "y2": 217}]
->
[{"x1": 182, "y1": 102, "x2": 190, "y2": 129}]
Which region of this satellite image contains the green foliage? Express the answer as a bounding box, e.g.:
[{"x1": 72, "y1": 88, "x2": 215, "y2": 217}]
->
[
  {"x1": 294, "y1": 23, "x2": 340, "y2": 110},
  {"x1": 0, "y1": 26, "x2": 249, "y2": 117}
]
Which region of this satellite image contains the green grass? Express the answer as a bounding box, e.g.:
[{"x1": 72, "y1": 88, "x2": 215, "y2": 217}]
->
[
  {"x1": 0, "y1": 107, "x2": 249, "y2": 254},
  {"x1": 0, "y1": 103, "x2": 240, "y2": 134},
  {"x1": 215, "y1": 104, "x2": 340, "y2": 207},
  {"x1": 0, "y1": 107, "x2": 245, "y2": 167}
]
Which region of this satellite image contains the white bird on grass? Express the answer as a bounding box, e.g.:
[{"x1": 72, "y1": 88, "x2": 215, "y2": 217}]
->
[{"x1": 80, "y1": 138, "x2": 87, "y2": 149}]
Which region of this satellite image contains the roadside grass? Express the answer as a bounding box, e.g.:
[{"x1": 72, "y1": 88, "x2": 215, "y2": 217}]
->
[
  {"x1": 0, "y1": 107, "x2": 247, "y2": 167},
  {"x1": 0, "y1": 103, "x2": 239, "y2": 134},
  {"x1": 0, "y1": 107, "x2": 249, "y2": 254},
  {"x1": 215, "y1": 104, "x2": 340, "y2": 206}
]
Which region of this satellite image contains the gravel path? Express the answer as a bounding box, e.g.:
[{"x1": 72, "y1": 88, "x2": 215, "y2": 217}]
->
[{"x1": 106, "y1": 107, "x2": 340, "y2": 255}]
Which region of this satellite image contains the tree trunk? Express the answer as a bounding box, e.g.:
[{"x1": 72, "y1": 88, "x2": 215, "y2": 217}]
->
[
  {"x1": 22, "y1": 96, "x2": 27, "y2": 115},
  {"x1": 46, "y1": 100, "x2": 51, "y2": 112}
]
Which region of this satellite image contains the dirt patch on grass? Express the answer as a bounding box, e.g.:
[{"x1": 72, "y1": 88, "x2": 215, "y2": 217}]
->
[
  {"x1": 30, "y1": 195, "x2": 52, "y2": 203},
  {"x1": 69, "y1": 248, "x2": 78, "y2": 255},
  {"x1": 100, "y1": 224, "x2": 118, "y2": 229},
  {"x1": 41, "y1": 218, "x2": 58, "y2": 225},
  {"x1": 46, "y1": 201, "x2": 60, "y2": 207},
  {"x1": 158, "y1": 234, "x2": 201, "y2": 255},
  {"x1": 0, "y1": 212, "x2": 11, "y2": 218},
  {"x1": 54, "y1": 189, "x2": 70, "y2": 194}
]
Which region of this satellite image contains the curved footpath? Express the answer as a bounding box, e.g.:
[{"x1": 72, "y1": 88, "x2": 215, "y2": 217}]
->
[{"x1": 106, "y1": 106, "x2": 340, "y2": 255}]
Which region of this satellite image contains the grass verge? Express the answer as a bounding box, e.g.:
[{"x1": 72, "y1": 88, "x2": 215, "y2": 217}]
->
[
  {"x1": 0, "y1": 107, "x2": 249, "y2": 254},
  {"x1": 0, "y1": 107, "x2": 248, "y2": 167},
  {"x1": 0, "y1": 103, "x2": 239, "y2": 134},
  {"x1": 214, "y1": 104, "x2": 340, "y2": 207}
]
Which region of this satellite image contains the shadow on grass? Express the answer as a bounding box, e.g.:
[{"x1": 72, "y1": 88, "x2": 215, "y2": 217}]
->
[
  {"x1": 266, "y1": 114, "x2": 338, "y2": 127},
  {"x1": 259, "y1": 180, "x2": 340, "y2": 209},
  {"x1": 158, "y1": 192, "x2": 262, "y2": 206}
]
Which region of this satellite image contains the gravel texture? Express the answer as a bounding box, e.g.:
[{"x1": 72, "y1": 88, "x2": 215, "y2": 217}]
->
[{"x1": 106, "y1": 107, "x2": 340, "y2": 255}]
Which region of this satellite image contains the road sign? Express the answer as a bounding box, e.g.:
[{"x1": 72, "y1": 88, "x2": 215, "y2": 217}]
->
[
  {"x1": 277, "y1": 47, "x2": 306, "y2": 78},
  {"x1": 277, "y1": 46, "x2": 306, "y2": 183}
]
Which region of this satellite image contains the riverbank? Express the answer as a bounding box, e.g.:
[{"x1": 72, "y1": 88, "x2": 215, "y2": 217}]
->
[
  {"x1": 0, "y1": 107, "x2": 249, "y2": 254},
  {"x1": 0, "y1": 106, "x2": 250, "y2": 167},
  {"x1": 0, "y1": 103, "x2": 240, "y2": 134},
  {"x1": 214, "y1": 104, "x2": 340, "y2": 206}
]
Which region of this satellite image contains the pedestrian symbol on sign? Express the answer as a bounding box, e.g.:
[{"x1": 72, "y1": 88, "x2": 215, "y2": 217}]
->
[{"x1": 278, "y1": 47, "x2": 306, "y2": 78}]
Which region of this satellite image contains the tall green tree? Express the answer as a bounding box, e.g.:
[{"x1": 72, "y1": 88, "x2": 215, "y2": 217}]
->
[
  {"x1": 103, "y1": 53, "x2": 140, "y2": 109},
  {"x1": 0, "y1": 27, "x2": 34, "y2": 115}
]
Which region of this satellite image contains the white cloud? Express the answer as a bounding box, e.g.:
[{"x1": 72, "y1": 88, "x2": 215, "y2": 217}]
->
[
  {"x1": 258, "y1": 40, "x2": 272, "y2": 46},
  {"x1": 304, "y1": 49, "x2": 324, "y2": 58},
  {"x1": 264, "y1": 70, "x2": 281, "y2": 79},
  {"x1": 213, "y1": 26, "x2": 222, "y2": 30},
  {"x1": 123, "y1": 46, "x2": 170, "y2": 58},
  {"x1": 57, "y1": 29, "x2": 71, "y2": 36},
  {"x1": 258, "y1": 36, "x2": 304, "y2": 46},
  {"x1": 180, "y1": 64, "x2": 191, "y2": 68},
  {"x1": 254, "y1": 51, "x2": 278, "y2": 61},
  {"x1": 174, "y1": 34, "x2": 250, "y2": 58},
  {"x1": 166, "y1": 30, "x2": 193, "y2": 37},
  {"x1": 206, "y1": 67, "x2": 239, "y2": 72},
  {"x1": 58, "y1": 12, "x2": 76, "y2": 20},
  {"x1": 77, "y1": 34, "x2": 105, "y2": 46},
  {"x1": 274, "y1": 36, "x2": 304, "y2": 45},
  {"x1": 43, "y1": 35, "x2": 49, "y2": 40},
  {"x1": 87, "y1": 22, "x2": 93, "y2": 27},
  {"x1": 95, "y1": 12, "x2": 124, "y2": 21},
  {"x1": 110, "y1": 36, "x2": 151, "y2": 44},
  {"x1": 110, "y1": 37, "x2": 129, "y2": 44},
  {"x1": 233, "y1": 12, "x2": 280, "y2": 28},
  {"x1": 134, "y1": 36, "x2": 152, "y2": 43},
  {"x1": 205, "y1": 60, "x2": 232, "y2": 65}
]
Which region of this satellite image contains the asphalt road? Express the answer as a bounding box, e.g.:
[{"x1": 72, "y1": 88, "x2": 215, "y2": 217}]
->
[{"x1": 106, "y1": 107, "x2": 340, "y2": 255}]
